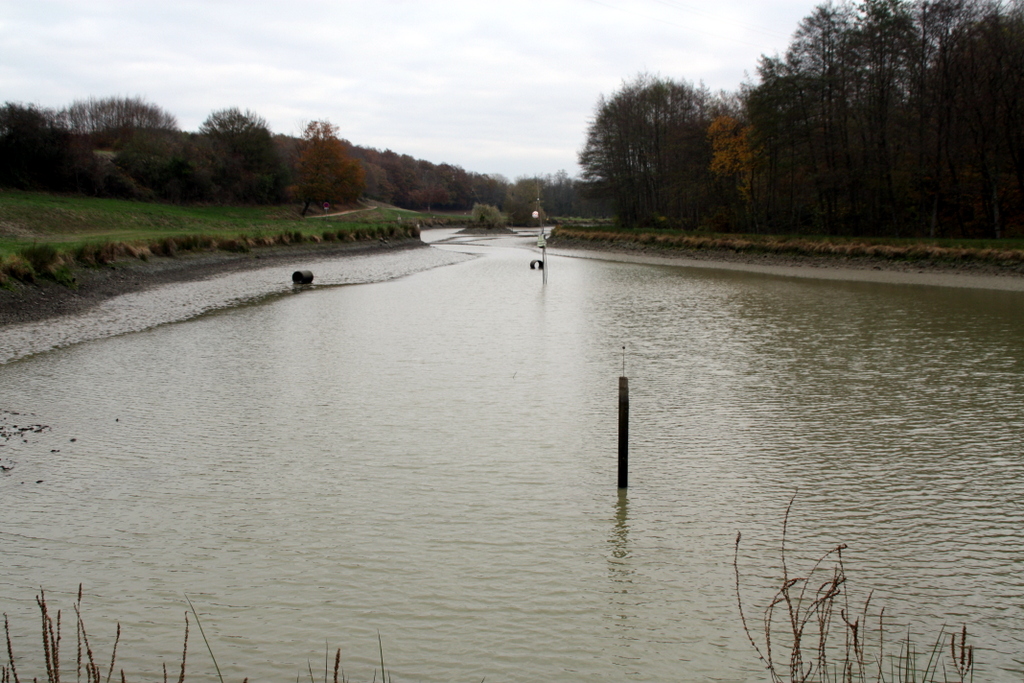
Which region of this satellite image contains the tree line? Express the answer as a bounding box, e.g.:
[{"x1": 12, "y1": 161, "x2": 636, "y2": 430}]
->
[
  {"x1": 580, "y1": 0, "x2": 1024, "y2": 238},
  {"x1": 0, "y1": 95, "x2": 603, "y2": 219},
  {"x1": 0, "y1": 97, "x2": 296, "y2": 204},
  {"x1": 344, "y1": 148, "x2": 606, "y2": 218}
]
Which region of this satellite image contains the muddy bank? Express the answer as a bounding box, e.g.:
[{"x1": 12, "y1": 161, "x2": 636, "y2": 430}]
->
[
  {"x1": 0, "y1": 238, "x2": 426, "y2": 327},
  {"x1": 547, "y1": 235, "x2": 1024, "y2": 292},
  {"x1": 0, "y1": 240, "x2": 472, "y2": 365}
]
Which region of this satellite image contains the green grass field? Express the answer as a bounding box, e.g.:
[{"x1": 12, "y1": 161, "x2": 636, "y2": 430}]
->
[
  {"x1": 0, "y1": 190, "x2": 438, "y2": 254},
  {"x1": 0, "y1": 190, "x2": 454, "y2": 286}
]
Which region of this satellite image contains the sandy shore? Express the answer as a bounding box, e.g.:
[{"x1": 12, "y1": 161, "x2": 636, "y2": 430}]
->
[
  {"x1": 0, "y1": 238, "x2": 427, "y2": 327},
  {"x1": 546, "y1": 237, "x2": 1024, "y2": 292}
]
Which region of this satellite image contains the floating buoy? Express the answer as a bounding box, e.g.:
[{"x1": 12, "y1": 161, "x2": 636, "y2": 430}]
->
[{"x1": 292, "y1": 270, "x2": 314, "y2": 284}]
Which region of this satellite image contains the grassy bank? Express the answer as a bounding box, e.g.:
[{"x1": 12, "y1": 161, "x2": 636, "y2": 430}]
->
[
  {"x1": 0, "y1": 190, "x2": 456, "y2": 286},
  {"x1": 551, "y1": 225, "x2": 1024, "y2": 271}
]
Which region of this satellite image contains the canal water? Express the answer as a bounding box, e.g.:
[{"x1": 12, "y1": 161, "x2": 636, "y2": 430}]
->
[{"x1": 1, "y1": 231, "x2": 1022, "y2": 681}]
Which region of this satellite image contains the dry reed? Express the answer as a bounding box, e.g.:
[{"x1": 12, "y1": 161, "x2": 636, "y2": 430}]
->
[
  {"x1": 3, "y1": 587, "x2": 183, "y2": 683},
  {"x1": 734, "y1": 498, "x2": 975, "y2": 682},
  {"x1": 2, "y1": 589, "x2": 399, "y2": 683}
]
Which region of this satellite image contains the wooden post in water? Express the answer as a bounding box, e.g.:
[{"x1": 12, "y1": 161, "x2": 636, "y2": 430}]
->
[{"x1": 618, "y1": 375, "x2": 629, "y2": 489}]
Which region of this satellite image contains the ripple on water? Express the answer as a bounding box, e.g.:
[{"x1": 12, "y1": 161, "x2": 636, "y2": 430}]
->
[{"x1": 1, "y1": 246, "x2": 1022, "y2": 681}]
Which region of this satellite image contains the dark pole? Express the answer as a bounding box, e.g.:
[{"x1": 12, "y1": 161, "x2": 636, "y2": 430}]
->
[{"x1": 618, "y1": 376, "x2": 628, "y2": 489}]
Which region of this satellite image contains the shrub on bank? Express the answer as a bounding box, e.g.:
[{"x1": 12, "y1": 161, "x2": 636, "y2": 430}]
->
[
  {"x1": 0, "y1": 254, "x2": 33, "y2": 285},
  {"x1": 3, "y1": 244, "x2": 75, "y2": 285},
  {"x1": 18, "y1": 243, "x2": 62, "y2": 274},
  {"x1": 471, "y1": 203, "x2": 505, "y2": 227}
]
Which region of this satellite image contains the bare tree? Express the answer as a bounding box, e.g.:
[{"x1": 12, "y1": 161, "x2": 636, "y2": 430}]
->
[
  {"x1": 579, "y1": 74, "x2": 713, "y2": 227},
  {"x1": 60, "y1": 96, "x2": 177, "y2": 149}
]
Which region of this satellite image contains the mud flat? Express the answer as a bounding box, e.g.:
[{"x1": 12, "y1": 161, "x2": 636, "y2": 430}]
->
[
  {"x1": 0, "y1": 239, "x2": 429, "y2": 327},
  {"x1": 0, "y1": 239, "x2": 473, "y2": 364},
  {"x1": 547, "y1": 237, "x2": 1024, "y2": 292}
]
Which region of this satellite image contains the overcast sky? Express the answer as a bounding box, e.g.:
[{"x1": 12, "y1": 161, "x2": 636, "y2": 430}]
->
[{"x1": 1, "y1": 0, "x2": 814, "y2": 179}]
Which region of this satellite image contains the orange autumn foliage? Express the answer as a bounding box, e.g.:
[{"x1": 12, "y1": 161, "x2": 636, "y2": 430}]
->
[
  {"x1": 708, "y1": 115, "x2": 755, "y2": 202},
  {"x1": 295, "y1": 120, "x2": 365, "y2": 214}
]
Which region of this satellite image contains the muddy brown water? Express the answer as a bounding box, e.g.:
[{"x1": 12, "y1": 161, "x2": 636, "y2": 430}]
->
[{"x1": 1, "y1": 230, "x2": 1022, "y2": 681}]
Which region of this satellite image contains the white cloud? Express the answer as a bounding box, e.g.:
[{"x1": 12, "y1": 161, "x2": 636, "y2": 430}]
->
[{"x1": 0, "y1": 0, "x2": 813, "y2": 177}]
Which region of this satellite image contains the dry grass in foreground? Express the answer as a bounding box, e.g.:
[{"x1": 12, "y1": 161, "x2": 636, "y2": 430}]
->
[
  {"x1": 2, "y1": 587, "x2": 399, "y2": 683},
  {"x1": 735, "y1": 498, "x2": 974, "y2": 683},
  {"x1": 4, "y1": 510, "x2": 978, "y2": 683}
]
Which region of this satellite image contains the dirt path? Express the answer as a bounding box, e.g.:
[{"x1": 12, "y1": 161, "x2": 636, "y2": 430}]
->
[{"x1": 305, "y1": 207, "x2": 377, "y2": 219}]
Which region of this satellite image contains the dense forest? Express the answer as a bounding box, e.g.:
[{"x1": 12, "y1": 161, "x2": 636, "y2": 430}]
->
[
  {"x1": 0, "y1": 96, "x2": 604, "y2": 220},
  {"x1": 580, "y1": 0, "x2": 1024, "y2": 238}
]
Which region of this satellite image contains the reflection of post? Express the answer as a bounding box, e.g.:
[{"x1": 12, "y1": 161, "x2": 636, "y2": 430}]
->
[
  {"x1": 612, "y1": 489, "x2": 629, "y2": 557},
  {"x1": 606, "y1": 489, "x2": 633, "y2": 634},
  {"x1": 606, "y1": 489, "x2": 634, "y2": 650},
  {"x1": 618, "y1": 376, "x2": 628, "y2": 488}
]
